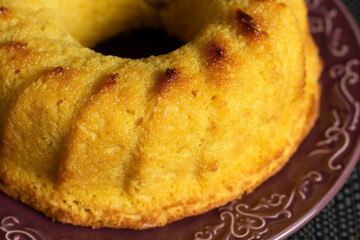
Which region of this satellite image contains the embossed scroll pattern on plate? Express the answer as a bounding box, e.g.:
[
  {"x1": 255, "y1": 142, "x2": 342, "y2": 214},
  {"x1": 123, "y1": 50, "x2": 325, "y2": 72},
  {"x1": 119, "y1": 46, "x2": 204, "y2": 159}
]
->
[{"x1": 0, "y1": 216, "x2": 48, "y2": 240}]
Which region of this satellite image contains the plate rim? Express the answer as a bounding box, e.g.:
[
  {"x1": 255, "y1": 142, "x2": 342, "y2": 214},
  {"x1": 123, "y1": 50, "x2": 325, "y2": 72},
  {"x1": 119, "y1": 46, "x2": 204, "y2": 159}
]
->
[{"x1": 272, "y1": 0, "x2": 360, "y2": 238}]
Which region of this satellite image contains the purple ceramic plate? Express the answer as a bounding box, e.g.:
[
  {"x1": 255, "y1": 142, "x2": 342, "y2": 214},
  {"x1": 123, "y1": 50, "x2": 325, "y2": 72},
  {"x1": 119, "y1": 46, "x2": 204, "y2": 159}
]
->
[{"x1": 1, "y1": 0, "x2": 360, "y2": 239}]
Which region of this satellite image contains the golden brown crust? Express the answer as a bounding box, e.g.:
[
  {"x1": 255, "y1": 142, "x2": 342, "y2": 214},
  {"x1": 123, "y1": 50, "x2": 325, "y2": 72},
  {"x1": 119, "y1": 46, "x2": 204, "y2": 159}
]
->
[
  {"x1": 0, "y1": 86, "x2": 319, "y2": 229},
  {"x1": 0, "y1": 6, "x2": 8, "y2": 16},
  {"x1": 0, "y1": 0, "x2": 322, "y2": 230}
]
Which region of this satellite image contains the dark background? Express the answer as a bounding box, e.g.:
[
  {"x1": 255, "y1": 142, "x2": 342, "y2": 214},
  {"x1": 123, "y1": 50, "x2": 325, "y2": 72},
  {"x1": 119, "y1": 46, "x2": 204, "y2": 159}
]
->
[{"x1": 289, "y1": 1, "x2": 360, "y2": 239}]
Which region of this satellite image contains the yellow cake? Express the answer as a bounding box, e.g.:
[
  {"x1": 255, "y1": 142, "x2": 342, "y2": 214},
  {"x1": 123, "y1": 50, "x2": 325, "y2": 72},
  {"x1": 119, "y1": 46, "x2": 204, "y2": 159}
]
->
[{"x1": 0, "y1": 0, "x2": 322, "y2": 229}]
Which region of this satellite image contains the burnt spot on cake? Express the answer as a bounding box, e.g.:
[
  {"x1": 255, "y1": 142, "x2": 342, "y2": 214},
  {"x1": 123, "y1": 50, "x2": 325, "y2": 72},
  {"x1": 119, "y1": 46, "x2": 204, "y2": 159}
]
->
[
  {"x1": 49, "y1": 67, "x2": 65, "y2": 76},
  {"x1": 1, "y1": 42, "x2": 35, "y2": 70},
  {"x1": 163, "y1": 68, "x2": 179, "y2": 84},
  {"x1": 0, "y1": 6, "x2": 8, "y2": 17},
  {"x1": 97, "y1": 73, "x2": 119, "y2": 93},
  {"x1": 207, "y1": 40, "x2": 226, "y2": 66},
  {"x1": 235, "y1": 9, "x2": 260, "y2": 36},
  {"x1": 204, "y1": 39, "x2": 238, "y2": 88},
  {"x1": 158, "y1": 68, "x2": 182, "y2": 94},
  {"x1": 2, "y1": 42, "x2": 31, "y2": 61},
  {"x1": 103, "y1": 73, "x2": 118, "y2": 89},
  {"x1": 106, "y1": 73, "x2": 119, "y2": 86},
  {"x1": 45, "y1": 67, "x2": 80, "y2": 85},
  {"x1": 234, "y1": 9, "x2": 266, "y2": 40},
  {"x1": 3, "y1": 42, "x2": 28, "y2": 53}
]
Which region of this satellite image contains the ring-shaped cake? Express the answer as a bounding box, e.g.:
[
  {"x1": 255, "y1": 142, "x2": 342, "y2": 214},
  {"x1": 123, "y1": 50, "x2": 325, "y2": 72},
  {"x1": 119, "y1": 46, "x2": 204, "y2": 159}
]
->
[{"x1": 0, "y1": 0, "x2": 321, "y2": 229}]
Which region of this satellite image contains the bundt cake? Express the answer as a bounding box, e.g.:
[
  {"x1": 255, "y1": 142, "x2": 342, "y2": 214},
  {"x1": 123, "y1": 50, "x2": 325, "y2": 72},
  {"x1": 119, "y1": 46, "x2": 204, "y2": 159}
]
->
[{"x1": 0, "y1": 0, "x2": 322, "y2": 229}]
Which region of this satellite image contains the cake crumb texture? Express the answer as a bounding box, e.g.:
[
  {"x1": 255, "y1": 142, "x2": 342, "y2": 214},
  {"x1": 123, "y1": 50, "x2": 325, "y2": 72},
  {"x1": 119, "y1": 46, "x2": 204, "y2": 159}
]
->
[{"x1": 0, "y1": 0, "x2": 322, "y2": 229}]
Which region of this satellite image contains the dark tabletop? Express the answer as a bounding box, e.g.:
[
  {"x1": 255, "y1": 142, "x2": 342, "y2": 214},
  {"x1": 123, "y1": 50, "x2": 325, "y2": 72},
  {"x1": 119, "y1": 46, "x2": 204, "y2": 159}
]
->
[{"x1": 289, "y1": 1, "x2": 360, "y2": 239}]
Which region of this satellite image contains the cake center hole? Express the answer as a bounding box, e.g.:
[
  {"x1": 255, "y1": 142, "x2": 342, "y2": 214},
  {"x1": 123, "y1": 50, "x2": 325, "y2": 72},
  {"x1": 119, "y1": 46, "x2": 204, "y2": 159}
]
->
[{"x1": 93, "y1": 28, "x2": 184, "y2": 59}]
